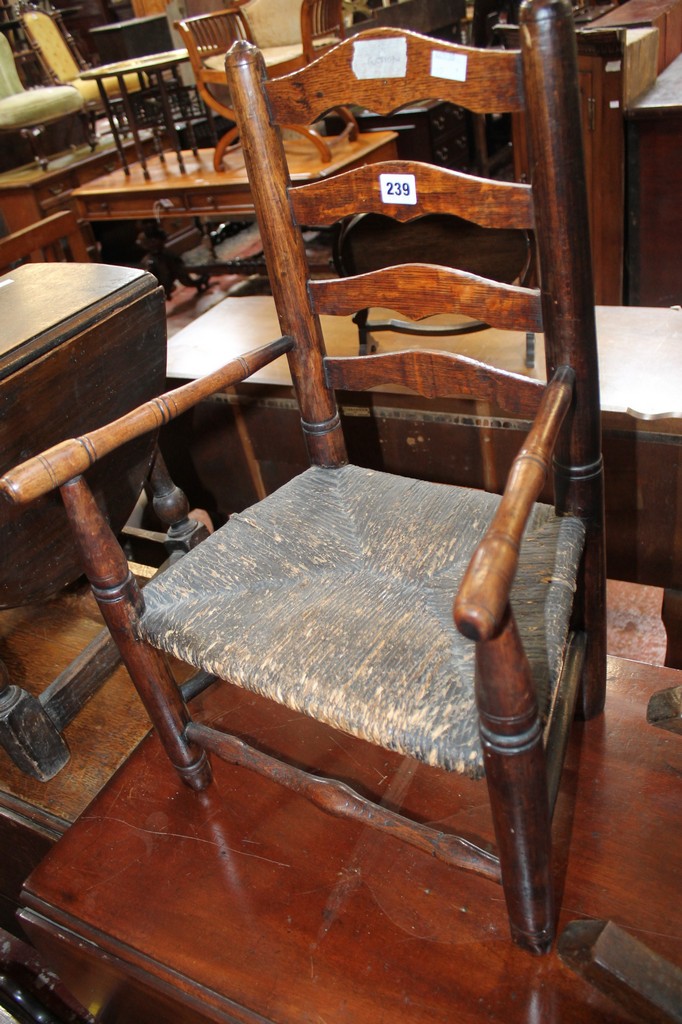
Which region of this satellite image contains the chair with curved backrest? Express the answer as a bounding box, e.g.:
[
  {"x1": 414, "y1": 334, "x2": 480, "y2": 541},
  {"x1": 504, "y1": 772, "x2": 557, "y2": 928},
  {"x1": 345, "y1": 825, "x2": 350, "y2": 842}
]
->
[
  {"x1": 300, "y1": 0, "x2": 346, "y2": 62},
  {"x1": 0, "y1": 30, "x2": 86, "y2": 169},
  {"x1": 1, "y1": 0, "x2": 606, "y2": 954},
  {"x1": 176, "y1": 3, "x2": 354, "y2": 171},
  {"x1": 237, "y1": 0, "x2": 345, "y2": 61},
  {"x1": 19, "y1": 3, "x2": 141, "y2": 113}
]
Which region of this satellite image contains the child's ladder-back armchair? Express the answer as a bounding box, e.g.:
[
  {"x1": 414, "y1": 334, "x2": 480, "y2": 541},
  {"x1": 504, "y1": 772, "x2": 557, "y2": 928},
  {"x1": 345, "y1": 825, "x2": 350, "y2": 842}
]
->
[{"x1": 0, "y1": 0, "x2": 606, "y2": 955}]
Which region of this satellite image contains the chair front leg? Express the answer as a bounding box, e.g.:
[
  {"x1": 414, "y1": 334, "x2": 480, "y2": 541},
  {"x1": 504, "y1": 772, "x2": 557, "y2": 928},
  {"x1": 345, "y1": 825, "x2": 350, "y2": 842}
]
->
[
  {"x1": 60, "y1": 475, "x2": 212, "y2": 792},
  {"x1": 475, "y1": 605, "x2": 554, "y2": 954}
]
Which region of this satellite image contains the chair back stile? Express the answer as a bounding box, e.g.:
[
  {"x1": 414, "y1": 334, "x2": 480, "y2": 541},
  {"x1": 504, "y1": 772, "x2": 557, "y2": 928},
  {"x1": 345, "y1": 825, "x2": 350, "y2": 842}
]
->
[
  {"x1": 519, "y1": 8, "x2": 606, "y2": 718},
  {"x1": 227, "y1": 41, "x2": 346, "y2": 468}
]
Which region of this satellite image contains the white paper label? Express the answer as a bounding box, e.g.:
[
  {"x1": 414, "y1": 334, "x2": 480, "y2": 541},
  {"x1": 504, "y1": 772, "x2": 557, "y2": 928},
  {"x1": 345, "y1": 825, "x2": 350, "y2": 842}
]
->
[
  {"x1": 431, "y1": 50, "x2": 468, "y2": 82},
  {"x1": 605, "y1": 60, "x2": 622, "y2": 72},
  {"x1": 379, "y1": 172, "x2": 417, "y2": 205},
  {"x1": 352, "y1": 37, "x2": 407, "y2": 79}
]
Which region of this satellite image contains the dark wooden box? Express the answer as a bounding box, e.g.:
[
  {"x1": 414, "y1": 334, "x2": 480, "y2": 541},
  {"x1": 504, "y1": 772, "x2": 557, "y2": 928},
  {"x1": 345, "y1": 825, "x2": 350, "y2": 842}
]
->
[{"x1": 0, "y1": 263, "x2": 166, "y2": 933}]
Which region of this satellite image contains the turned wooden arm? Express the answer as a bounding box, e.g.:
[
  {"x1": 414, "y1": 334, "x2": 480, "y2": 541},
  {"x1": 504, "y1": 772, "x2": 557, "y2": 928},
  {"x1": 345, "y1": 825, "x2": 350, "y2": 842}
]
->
[
  {"x1": 454, "y1": 365, "x2": 575, "y2": 643},
  {"x1": 0, "y1": 336, "x2": 293, "y2": 507}
]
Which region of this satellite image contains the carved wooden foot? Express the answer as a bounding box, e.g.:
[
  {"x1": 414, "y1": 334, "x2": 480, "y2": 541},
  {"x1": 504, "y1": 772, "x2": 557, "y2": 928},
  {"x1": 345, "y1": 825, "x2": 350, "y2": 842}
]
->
[
  {"x1": 647, "y1": 685, "x2": 682, "y2": 735},
  {"x1": 0, "y1": 660, "x2": 69, "y2": 781},
  {"x1": 558, "y1": 919, "x2": 682, "y2": 1023}
]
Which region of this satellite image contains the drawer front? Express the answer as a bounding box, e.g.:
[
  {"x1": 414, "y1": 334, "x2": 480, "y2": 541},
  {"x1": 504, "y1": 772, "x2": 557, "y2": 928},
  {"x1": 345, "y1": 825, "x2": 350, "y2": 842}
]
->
[
  {"x1": 432, "y1": 132, "x2": 470, "y2": 170},
  {"x1": 35, "y1": 174, "x2": 77, "y2": 215},
  {"x1": 429, "y1": 102, "x2": 467, "y2": 144}
]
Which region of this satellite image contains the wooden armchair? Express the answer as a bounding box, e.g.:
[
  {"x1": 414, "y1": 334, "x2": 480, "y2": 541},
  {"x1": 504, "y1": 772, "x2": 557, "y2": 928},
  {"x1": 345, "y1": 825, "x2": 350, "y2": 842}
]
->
[
  {"x1": 1, "y1": 0, "x2": 605, "y2": 954},
  {"x1": 0, "y1": 210, "x2": 89, "y2": 269},
  {"x1": 176, "y1": 4, "x2": 354, "y2": 171},
  {"x1": 0, "y1": 32, "x2": 87, "y2": 171},
  {"x1": 19, "y1": 3, "x2": 141, "y2": 114}
]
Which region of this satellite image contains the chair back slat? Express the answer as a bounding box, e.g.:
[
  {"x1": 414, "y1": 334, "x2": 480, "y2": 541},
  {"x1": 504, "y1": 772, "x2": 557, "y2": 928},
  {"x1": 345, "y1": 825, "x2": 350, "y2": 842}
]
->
[
  {"x1": 310, "y1": 270, "x2": 543, "y2": 335},
  {"x1": 178, "y1": 7, "x2": 252, "y2": 61},
  {"x1": 266, "y1": 28, "x2": 523, "y2": 123},
  {"x1": 290, "y1": 162, "x2": 534, "y2": 230},
  {"x1": 301, "y1": 0, "x2": 345, "y2": 63},
  {"x1": 324, "y1": 348, "x2": 544, "y2": 415},
  {"x1": 225, "y1": 6, "x2": 601, "y2": 487},
  {"x1": 0, "y1": 211, "x2": 89, "y2": 274}
]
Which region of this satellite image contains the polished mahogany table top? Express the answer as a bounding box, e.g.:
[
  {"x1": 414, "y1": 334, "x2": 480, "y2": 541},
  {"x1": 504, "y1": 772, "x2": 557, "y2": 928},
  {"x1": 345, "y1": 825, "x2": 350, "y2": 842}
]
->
[{"x1": 19, "y1": 655, "x2": 682, "y2": 1023}]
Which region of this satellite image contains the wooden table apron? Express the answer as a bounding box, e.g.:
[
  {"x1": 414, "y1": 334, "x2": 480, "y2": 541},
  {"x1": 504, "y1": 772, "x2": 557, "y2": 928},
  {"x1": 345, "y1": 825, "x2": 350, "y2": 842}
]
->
[{"x1": 71, "y1": 132, "x2": 399, "y2": 222}]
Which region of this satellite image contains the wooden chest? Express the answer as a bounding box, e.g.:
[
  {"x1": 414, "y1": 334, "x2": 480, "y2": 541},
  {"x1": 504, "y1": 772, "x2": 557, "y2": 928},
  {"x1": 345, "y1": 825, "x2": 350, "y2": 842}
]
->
[
  {"x1": 0, "y1": 263, "x2": 166, "y2": 932},
  {"x1": 626, "y1": 52, "x2": 682, "y2": 305}
]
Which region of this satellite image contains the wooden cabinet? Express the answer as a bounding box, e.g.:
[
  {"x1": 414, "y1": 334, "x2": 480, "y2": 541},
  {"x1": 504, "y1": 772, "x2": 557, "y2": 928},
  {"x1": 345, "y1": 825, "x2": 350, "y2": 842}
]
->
[
  {"x1": 589, "y1": 0, "x2": 682, "y2": 72},
  {"x1": 513, "y1": 27, "x2": 658, "y2": 305},
  {"x1": 577, "y1": 32, "x2": 628, "y2": 306},
  {"x1": 0, "y1": 137, "x2": 154, "y2": 236},
  {"x1": 351, "y1": 100, "x2": 472, "y2": 171},
  {"x1": 626, "y1": 52, "x2": 682, "y2": 305}
]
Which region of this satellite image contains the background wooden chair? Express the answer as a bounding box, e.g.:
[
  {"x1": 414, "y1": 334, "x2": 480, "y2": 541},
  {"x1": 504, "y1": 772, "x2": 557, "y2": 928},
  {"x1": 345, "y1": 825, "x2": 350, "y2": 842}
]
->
[
  {"x1": 19, "y1": 3, "x2": 141, "y2": 115},
  {"x1": 0, "y1": 32, "x2": 86, "y2": 170},
  {"x1": 1, "y1": 0, "x2": 605, "y2": 954},
  {"x1": 300, "y1": 0, "x2": 346, "y2": 62},
  {"x1": 234, "y1": 0, "x2": 345, "y2": 61},
  {"x1": 0, "y1": 209, "x2": 89, "y2": 268},
  {"x1": 176, "y1": 3, "x2": 353, "y2": 170}
]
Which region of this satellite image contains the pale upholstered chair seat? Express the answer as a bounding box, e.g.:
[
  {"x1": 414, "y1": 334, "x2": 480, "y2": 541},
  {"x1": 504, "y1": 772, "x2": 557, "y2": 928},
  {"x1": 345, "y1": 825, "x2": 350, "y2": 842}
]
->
[
  {"x1": 139, "y1": 465, "x2": 585, "y2": 776},
  {"x1": 69, "y1": 72, "x2": 142, "y2": 108},
  {"x1": 0, "y1": 82, "x2": 82, "y2": 128},
  {"x1": 21, "y1": 7, "x2": 142, "y2": 108}
]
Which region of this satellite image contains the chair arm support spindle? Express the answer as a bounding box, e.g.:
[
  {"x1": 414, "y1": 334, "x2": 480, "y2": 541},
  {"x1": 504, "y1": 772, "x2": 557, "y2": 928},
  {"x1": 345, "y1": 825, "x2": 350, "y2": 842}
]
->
[{"x1": 454, "y1": 366, "x2": 575, "y2": 642}]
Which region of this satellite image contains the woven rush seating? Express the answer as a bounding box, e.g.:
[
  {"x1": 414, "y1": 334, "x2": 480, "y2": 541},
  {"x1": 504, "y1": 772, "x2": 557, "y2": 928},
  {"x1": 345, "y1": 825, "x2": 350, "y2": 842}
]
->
[{"x1": 140, "y1": 465, "x2": 584, "y2": 775}]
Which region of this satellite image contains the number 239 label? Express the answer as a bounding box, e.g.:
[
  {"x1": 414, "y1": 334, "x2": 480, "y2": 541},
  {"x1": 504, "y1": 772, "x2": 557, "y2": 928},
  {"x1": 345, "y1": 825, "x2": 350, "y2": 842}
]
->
[{"x1": 379, "y1": 173, "x2": 417, "y2": 205}]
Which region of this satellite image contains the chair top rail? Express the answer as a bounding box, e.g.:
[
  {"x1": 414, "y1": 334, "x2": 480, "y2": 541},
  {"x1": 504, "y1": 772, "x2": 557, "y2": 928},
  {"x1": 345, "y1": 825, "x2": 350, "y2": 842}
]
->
[
  {"x1": 264, "y1": 28, "x2": 523, "y2": 123},
  {"x1": 454, "y1": 365, "x2": 576, "y2": 642},
  {"x1": 324, "y1": 347, "x2": 546, "y2": 417},
  {"x1": 290, "y1": 161, "x2": 534, "y2": 231},
  {"x1": 0, "y1": 335, "x2": 293, "y2": 507},
  {"x1": 310, "y1": 268, "x2": 543, "y2": 334}
]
